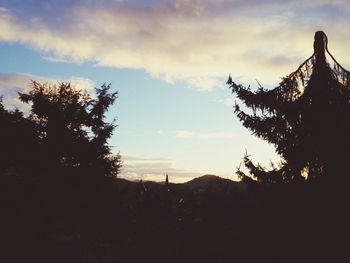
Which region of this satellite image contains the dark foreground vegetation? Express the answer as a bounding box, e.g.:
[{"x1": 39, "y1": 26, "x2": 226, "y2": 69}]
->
[
  {"x1": 1, "y1": 172, "x2": 348, "y2": 263},
  {"x1": 1, "y1": 31, "x2": 349, "y2": 262}
]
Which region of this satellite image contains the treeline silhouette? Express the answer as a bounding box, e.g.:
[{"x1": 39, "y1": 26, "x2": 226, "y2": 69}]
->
[{"x1": 0, "y1": 32, "x2": 348, "y2": 263}]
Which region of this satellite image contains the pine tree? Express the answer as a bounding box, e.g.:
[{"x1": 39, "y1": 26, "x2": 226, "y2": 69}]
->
[
  {"x1": 18, "y1": 81, "x2": 121, "y2": 180},
  {"x1": 1, "y1": 82, "x2": 122, "y2": 260},
  {"x1": 228, "y1": 31, "x2": 350, "y2": 184}
]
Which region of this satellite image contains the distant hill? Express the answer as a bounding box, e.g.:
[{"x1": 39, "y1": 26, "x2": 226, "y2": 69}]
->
[
  {"x1": 185, "y1": 174, "x2": 232, "y2": 185},
  {"x1": 183, "y1": 174, "x2": 246, "y2": 192},
  {"x1": 116, "y1": 174, "x2": 248, "y2": 194}
]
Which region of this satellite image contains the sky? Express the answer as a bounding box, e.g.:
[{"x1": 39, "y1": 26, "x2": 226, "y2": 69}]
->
[{"x1": 1, "y1": 0, "x2": 350, "y2": 183}]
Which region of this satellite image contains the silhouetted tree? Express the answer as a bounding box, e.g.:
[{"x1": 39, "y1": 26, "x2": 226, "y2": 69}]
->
[
  {"x1": 228, "y1": 31, "x2": 350, "y2": 183},
  {"x1": 0, "y1": 81, "x2": 123, "y2": 262},
  {"x1": 18, "y1": 81, "x2": 121, "y2": 180}
]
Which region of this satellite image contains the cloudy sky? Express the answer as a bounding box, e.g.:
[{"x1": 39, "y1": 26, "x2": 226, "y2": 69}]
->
[{"x1": 1, "y1": 0, "x2": 350, "y2": 182}]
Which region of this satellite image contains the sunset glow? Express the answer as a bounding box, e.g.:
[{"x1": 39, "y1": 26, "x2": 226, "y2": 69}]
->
[{"x1": 1, "y1": 0, "x2": 350, "y2": 182}]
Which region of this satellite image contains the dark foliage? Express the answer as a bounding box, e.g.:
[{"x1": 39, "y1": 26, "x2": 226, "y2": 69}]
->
[
  {"x1": 17, "y1": 81, "x2": 121, "y2": 179},
  {"x1": 2, "y1": 173, "x2": 344, "y2": 263},
  {"x1": 1, "y1": 82, "x2": 121, "y2": 262},
  {"x1": 0, "y1": 98, "x2": 40, "y2": 180},
  {"x1": 228, "y1": 31, "x2": 350, "y2": 184}
]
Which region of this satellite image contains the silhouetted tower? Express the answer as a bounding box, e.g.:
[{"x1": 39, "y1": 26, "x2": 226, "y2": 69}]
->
[
  {"x1": 138, "y1": 179, "x2": 147, "y2": 197},
  {"x1": 165, "y1": 174, "x2": 169, "y2": 185},
  {"x1": 228, "y1": 31, "x2": 350, "y2": 183}
]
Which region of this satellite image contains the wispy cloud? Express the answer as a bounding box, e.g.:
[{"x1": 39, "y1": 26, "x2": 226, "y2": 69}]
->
[
  {"x1": 1, "y1": 1, "x2": 350, "y2": 91},
  {"x1": 197, "y1": 131, "x2": 236, "y2": 140},
  {"x1": 0, "y1": 72, "x2": 95, "y2": 91},
  {"x1": 156, "y1": 129, "x2": 165, "y2": 135},
  {"x1": 174, "y1": 130, "x2": 236, "y2": 139},
  {"x1": 0, "y1": 72, "x2": 95, "y2": 109},
  {"x1": 174, "y1": 130, "x2": 196, "y2": 138},
  {"x1": 186, "y1": 76, "x2": 223, "y2": 92},
  {"x1": 120, "y1": 154, "x2": 202, "y2": 183},
  {"x1": 218, "y1": 97, "x2": 235, "y2": 107}
]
